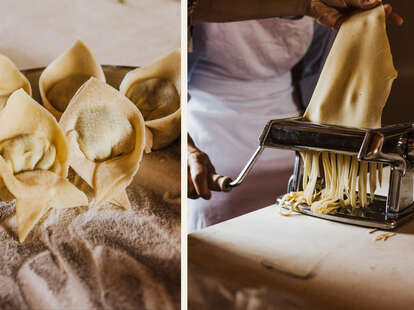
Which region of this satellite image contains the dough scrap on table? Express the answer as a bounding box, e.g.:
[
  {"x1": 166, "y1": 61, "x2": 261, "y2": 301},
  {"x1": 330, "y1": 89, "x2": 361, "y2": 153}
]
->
[
  {"x1": 39, "y1": 40, "x2": 105, "y2": 120},
  {"x1": 0, "y1": 90, "x2": 87, "y2": 242},
  {"x1": 375, "y1": 232, "x2": 397, "y2": 241},
  {"x1": 59, "y1": 77, "x2": 146, "y2": 210},
  {"x1": 120, "y1": 50, "x2": 181, "y2": 151}
]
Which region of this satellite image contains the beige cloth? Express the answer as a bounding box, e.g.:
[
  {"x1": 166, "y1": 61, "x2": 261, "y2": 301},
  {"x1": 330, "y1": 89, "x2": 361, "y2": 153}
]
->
[{"x1": 1, "y1": 144, "x2": 181, "y2": 309}]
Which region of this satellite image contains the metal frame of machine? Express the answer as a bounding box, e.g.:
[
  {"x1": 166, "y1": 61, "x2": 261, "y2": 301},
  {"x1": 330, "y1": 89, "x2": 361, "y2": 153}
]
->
[{"x1": 226, "y1": 117, "x2": 414, "y2": 229}]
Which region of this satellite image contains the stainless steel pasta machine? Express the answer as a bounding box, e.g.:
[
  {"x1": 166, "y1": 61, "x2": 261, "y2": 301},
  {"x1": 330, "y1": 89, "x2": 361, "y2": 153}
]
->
[{"x1": 217, "y1": 117, "x2": 414, "y2": 229}]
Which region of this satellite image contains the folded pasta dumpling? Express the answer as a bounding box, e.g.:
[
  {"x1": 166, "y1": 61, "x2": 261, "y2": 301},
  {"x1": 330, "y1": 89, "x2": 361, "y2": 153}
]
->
[
  {"x1": 0, "y1": 54, "x2": 31, "y2": 110},
  {"x1": 120, "y1": 50, "x2": 181, "y2": 151},
  {"x1": 0, "y1": 90, "x2": 88, "y2": 242},
  {"x1": 59, "y1": 78, "x2": 146, "y2": 209},
  {"x1": 39, "y1": 40, "x2": 105, "y2": 120}
]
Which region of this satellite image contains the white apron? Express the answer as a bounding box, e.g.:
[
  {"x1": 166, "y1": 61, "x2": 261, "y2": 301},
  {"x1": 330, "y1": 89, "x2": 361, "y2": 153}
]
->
[{"x1": 188, "y1": 17, "x2": 314, "y2": 232}]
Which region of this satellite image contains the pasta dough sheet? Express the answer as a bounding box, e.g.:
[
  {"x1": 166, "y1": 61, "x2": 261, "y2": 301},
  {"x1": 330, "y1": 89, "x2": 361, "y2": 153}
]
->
[
  {"x1": 283, "y1": 4, "x2": 397, "y2": 213},
  {"x1": 60, "y1": 78, "x2": 146, "y2": 209},
  {"x1": 39, "y1": 40, "x2": 106, "y2": 120},
  {"x1": 0, "y1": 90, "x2": 87, "y2": 242},
  {"x1": 304, "y1": 4, "x2": 397, "y2": 129},
  {"x1": 0, "y1": 54, "x2": 32, "y2": 110}
]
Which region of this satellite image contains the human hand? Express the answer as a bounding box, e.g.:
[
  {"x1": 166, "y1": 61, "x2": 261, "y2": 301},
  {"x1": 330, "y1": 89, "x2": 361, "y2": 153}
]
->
[
  {"x1": 188, "y1": 138, "x2": 216, "y2": 200},
  {"x1": 306, "y1": 0, "x2": 404, "y2": 28}
]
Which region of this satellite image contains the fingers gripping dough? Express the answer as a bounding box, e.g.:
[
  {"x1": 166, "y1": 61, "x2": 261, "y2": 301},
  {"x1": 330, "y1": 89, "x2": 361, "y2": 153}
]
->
[
  {"x1": 39, "y1": 40, "x2": 105, "y2": 120},
  {"x1": 0, "y1": 54, "x2": 32, "y2": 110},
  {"x1": 0, "y1": 90, "x2": 87, "y2": 242},
  {"x1": 120, "y1": 50, "x2": 181, "y2": 151},
  {"x1": 59, "y1": 78, "x2": 146, "y2": 209}
]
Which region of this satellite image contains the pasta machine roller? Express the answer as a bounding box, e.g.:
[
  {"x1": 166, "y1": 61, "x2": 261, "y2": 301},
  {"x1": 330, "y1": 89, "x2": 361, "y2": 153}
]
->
[{"x1": 219, "y1": 117, "x2": 414, "y2": 229}]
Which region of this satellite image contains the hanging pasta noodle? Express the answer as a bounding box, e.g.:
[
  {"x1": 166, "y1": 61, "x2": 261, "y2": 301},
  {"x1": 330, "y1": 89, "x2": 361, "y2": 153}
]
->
[
  {"x1": 369, "y1": 162, "x2": 377, "y2": 203},
  {"x1": 280, "y1": 3, "x2": 397, "y2": 214}
]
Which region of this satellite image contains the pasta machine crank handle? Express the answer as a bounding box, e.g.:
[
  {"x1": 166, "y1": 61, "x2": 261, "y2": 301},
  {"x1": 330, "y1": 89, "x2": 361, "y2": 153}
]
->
[
  {"x1": 209, "y1": 174, "x2": 232, "y2": 192},
  {"x1": 214, "y1": 146, "x2": 265, "y2": 192}
]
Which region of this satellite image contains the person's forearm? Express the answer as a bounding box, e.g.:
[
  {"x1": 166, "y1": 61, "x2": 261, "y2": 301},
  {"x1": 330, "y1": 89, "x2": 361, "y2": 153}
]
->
[{"x1": 193, "y1": 0, "x2": 308, "y2": 23}]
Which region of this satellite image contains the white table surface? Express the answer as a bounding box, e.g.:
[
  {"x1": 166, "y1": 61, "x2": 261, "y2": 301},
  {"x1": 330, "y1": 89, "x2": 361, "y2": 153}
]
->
[
  {"x1": 189, "y1": 204, "x2": 414, "y2": 310},
  {"x1": 0, "y1": 0, "x2": 180, "y2": 69}
]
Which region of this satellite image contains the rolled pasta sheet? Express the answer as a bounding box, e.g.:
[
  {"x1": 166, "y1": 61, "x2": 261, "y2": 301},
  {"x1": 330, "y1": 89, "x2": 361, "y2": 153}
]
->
[
  {"x1": 59, "y1": 78, "x2": 146, "y2": 209},
  {"x1": 39, "y1": 40, "x2": 105, "y2": 120},
  {"x1": 120, "y1": 50, "x2": 181, "y2": 151},
  {"x1": 0, "y1": 90, "x2": 87, "y2": 242},
  {"x1": 303, "y1": 4, "x2": 397, "y2": 129},
  {"x1": 0, "y1": 54, "x2": 32, "y2": 110}
]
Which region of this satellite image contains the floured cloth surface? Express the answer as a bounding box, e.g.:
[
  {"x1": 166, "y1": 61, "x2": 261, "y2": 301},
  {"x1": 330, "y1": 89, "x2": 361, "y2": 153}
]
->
[
  {"x1": 0, "y1": 143, "x2": 181, "y2": 310},
  {"x1": 0, "y1": 68, "x2": 181, "y2": 310}
]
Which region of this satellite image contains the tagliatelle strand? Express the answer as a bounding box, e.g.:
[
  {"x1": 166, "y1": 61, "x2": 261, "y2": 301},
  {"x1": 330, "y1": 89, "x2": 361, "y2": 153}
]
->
[{"x1": 279, "y1": 151, "x2": 381, "y2": 215}]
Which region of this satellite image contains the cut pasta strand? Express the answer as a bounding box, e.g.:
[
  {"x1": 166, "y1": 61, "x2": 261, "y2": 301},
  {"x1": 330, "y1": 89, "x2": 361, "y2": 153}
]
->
[{"x1": 280, "y1": 151, "x2": 382, "y2": 214}]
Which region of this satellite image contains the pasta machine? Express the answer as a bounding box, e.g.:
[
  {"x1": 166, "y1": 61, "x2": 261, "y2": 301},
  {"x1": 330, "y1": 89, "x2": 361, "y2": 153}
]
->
[{"x1": 217, "y1": 117, "x2": 414, "y2": 229}]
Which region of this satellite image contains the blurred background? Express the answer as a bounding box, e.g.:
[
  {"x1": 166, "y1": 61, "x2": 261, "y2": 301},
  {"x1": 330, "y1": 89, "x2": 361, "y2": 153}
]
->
[
  {"x1": 383, "y1": 0, "x2": 414, "y2": 125},
  {"x1": 0, "y1": 0, "x2": 180, "y2": 68}
]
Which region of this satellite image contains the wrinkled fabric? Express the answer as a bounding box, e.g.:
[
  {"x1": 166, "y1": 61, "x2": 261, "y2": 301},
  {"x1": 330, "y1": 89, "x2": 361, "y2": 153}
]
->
[{"x1": 0, "y1": 145, "x2": 181, "y2": 310}]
